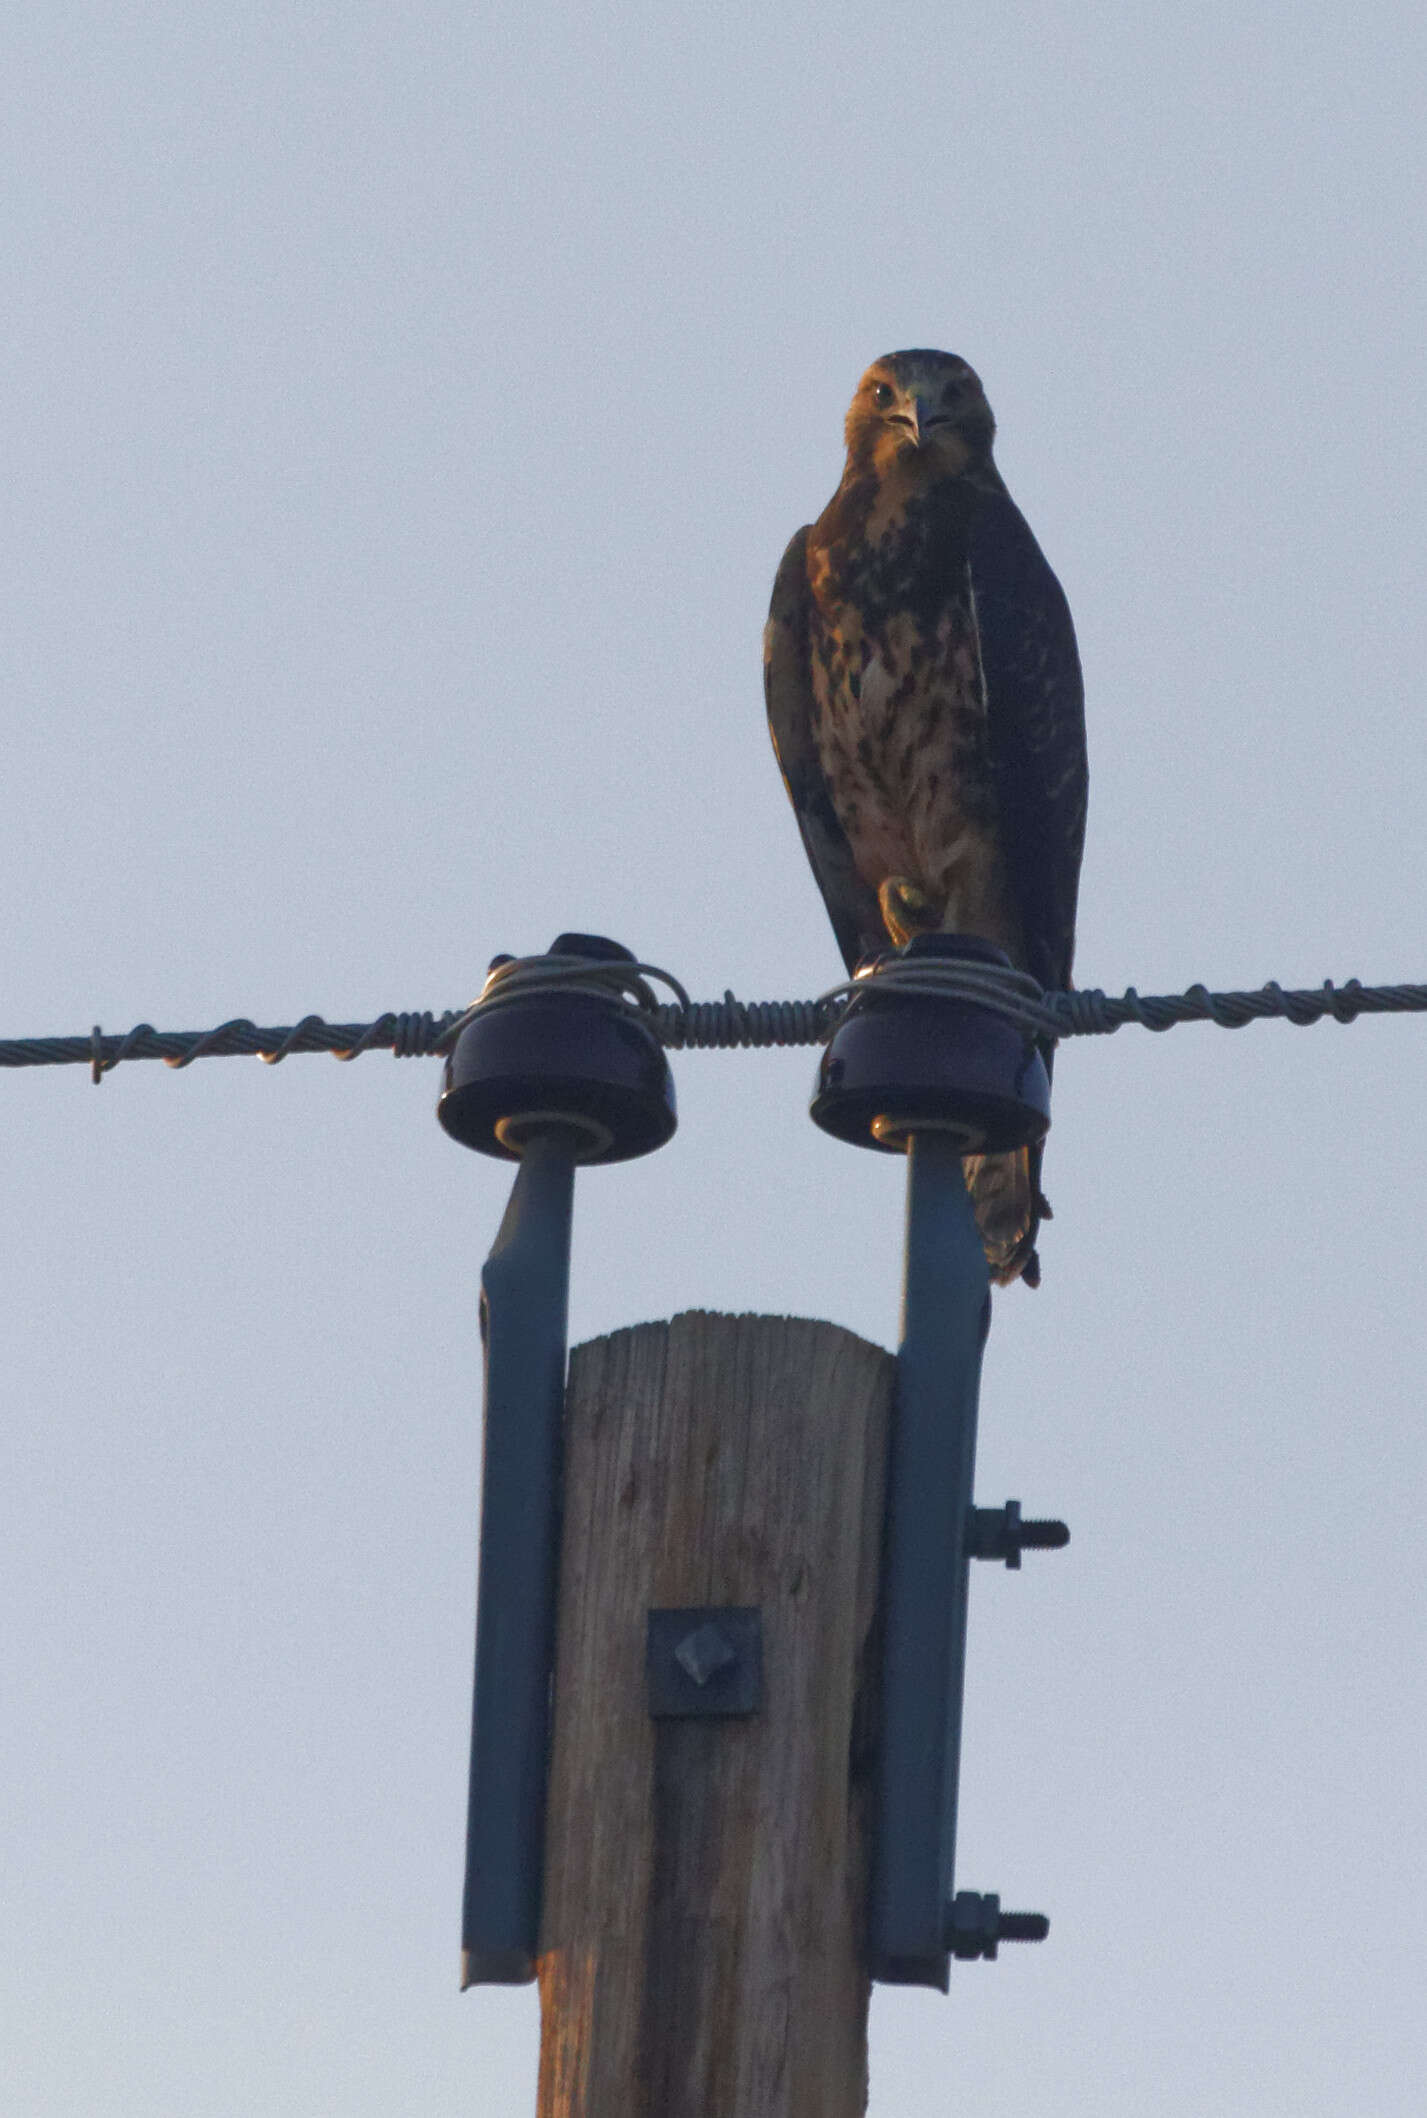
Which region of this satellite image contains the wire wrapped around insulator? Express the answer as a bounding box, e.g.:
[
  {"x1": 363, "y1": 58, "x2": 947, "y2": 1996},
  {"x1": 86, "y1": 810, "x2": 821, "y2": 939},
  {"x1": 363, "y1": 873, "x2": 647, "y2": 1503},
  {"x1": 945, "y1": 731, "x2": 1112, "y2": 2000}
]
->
[{"x1": 822, "y1": 954, "x2": 1061, "y2": 1039}]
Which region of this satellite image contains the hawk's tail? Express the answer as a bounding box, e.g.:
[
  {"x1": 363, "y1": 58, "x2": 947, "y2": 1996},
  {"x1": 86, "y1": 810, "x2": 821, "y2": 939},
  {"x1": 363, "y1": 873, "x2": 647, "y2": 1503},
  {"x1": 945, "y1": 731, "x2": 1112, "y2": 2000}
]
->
[{"x1": 963, "y1": 1141, "x2": 1046, "y2": 1288}]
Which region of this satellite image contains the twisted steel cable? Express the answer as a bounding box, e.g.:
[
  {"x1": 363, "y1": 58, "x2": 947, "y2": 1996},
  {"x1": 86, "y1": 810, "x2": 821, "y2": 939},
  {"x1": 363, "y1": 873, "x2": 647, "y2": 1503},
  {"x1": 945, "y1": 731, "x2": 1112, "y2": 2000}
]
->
[{"x1": 1, "y1": 965, "x2": 1423, "y2": 1082}]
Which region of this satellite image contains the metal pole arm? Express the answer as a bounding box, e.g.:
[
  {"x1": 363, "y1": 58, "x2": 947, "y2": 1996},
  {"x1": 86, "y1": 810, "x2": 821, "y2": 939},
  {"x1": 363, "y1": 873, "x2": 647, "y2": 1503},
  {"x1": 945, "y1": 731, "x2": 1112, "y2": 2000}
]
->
[
  {"x1": 462, "y1": 1130, "x2": 578, "y2": 1986},
  {"x1": 870, "y1": 1130, "x2": 990, "y2": 1988}
]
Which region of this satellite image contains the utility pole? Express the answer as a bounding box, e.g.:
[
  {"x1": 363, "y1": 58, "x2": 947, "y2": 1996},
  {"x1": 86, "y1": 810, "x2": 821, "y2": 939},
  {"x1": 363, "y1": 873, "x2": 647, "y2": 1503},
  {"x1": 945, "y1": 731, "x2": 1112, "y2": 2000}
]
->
[
  {"x1": 439, "y1": 931, "x2": 1066, "y2": 2115},
  {"x1": 536, "y1": 1311, "x2": 891, "y2": 2116}
]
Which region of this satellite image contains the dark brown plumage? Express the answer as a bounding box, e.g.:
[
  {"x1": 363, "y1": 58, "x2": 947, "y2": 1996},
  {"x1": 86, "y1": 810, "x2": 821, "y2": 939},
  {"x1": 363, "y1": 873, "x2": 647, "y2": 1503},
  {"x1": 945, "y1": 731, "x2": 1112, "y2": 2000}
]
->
[{"x1": 764, "y1": 350, "x2": 1087, "y2": 1284}]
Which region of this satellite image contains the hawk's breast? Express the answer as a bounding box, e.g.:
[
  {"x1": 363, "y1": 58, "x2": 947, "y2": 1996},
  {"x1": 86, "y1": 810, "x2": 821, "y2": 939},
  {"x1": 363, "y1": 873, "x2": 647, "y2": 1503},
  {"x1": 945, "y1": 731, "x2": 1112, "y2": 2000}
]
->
[{"x1": 805, "y1": 583, "x2": 1024, "y2": 962}]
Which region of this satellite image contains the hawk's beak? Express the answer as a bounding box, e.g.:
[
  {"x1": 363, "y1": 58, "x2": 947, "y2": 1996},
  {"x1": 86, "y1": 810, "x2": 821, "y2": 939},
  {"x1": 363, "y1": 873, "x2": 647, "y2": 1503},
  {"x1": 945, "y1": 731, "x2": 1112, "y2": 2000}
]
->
[
  {"x1": 888, "y1": 397, "x2": 926, "y2": 446},
  {"x1": 912, "y1": 391, "x2": 955, "y2": 440},
  {"x1": 888, "y1": 392, "x2": 956, "y2": 449},
  {"x1": 888, "y1": 394, "x2": 951, "y2": 447}
]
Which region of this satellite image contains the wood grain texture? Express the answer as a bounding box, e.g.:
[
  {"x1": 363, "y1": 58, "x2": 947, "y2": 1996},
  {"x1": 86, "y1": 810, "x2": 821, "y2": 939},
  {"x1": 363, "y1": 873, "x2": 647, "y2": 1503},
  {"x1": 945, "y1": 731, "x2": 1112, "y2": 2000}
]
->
[{"x1": 536, "y1": 1311, "x2": 893, "y2": 2118}]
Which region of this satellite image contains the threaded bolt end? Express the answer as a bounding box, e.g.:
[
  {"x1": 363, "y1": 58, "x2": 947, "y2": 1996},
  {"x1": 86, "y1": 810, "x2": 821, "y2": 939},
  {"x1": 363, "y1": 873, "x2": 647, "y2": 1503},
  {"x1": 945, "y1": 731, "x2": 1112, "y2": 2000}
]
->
[{"x1": 1018, "y1": 1518, "x2": 1070, "y2": 1550}]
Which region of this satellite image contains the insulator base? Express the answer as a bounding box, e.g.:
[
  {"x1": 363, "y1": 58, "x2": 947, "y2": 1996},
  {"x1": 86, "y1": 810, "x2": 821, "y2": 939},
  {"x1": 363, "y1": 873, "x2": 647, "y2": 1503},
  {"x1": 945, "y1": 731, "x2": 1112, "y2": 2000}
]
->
[
  {"x1": 437, "y1": 935, "x2": 677, "y2": 1164},
  {"x1": 810, "y1": 933, "x2": 1051, "y2": 1156}
]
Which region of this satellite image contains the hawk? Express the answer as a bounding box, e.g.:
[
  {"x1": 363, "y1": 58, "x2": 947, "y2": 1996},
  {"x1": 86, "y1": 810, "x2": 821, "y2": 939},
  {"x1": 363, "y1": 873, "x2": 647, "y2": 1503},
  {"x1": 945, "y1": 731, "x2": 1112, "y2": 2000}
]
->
[{"x1": 764, "y1": 350, "x2": 1087, "y2": 1285}]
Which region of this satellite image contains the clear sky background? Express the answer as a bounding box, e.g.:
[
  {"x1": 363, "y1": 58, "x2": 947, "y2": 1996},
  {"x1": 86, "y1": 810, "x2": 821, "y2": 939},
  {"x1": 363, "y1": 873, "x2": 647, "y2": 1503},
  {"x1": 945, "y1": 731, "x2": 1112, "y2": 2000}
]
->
[{"x1": 3, "y1": 5, "x2": 1425, "y2": 2113}]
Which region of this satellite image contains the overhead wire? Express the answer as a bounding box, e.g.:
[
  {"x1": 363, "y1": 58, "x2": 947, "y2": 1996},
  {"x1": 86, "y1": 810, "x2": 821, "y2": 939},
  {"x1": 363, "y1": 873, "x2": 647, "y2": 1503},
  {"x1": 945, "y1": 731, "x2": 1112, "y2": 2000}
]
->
[{"x1": 1, "y1": 963, "x2": 1423, "y2": 1083}]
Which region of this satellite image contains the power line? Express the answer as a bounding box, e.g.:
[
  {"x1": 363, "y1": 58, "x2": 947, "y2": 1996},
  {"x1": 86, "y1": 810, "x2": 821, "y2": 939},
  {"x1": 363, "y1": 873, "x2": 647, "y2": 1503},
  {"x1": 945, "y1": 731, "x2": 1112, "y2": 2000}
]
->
[{"x1": 1, "y1": 967, "x2": 1423, "y2": 1083}]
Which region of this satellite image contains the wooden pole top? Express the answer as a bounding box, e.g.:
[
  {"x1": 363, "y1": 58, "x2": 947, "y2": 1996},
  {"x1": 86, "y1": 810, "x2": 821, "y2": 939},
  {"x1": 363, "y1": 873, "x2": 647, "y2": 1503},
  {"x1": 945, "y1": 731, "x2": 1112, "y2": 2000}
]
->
[{"x1": 536, "y1": 1310, "x2": 894, "y2": 2118}]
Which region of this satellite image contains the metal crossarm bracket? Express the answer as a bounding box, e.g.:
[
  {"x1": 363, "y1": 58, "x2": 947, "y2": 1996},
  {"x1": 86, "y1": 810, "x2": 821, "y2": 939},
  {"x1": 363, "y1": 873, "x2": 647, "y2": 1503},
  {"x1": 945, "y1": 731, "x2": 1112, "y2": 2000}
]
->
[
  {"x1": 460, "y1": 1130, "x2": 578, "y2": 1988},
  {"x1": 869, "y1": 1131, "x2": 992, "y2": 1989}
]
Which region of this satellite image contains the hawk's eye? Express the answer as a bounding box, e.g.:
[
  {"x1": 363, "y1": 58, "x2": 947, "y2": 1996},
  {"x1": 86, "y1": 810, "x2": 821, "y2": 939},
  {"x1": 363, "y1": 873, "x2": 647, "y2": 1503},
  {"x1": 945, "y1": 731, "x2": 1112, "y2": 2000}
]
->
[{"x1": 872, "y1": 382, "x2": 895, "y2": 409}]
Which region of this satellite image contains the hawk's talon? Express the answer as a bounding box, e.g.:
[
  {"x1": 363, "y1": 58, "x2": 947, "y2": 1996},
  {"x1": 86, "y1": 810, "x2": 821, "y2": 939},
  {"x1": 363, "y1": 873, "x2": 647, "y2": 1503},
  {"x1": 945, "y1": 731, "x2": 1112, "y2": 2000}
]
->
[{"x1": 878, "y1": 875, "x2": 940, "y2": 949}]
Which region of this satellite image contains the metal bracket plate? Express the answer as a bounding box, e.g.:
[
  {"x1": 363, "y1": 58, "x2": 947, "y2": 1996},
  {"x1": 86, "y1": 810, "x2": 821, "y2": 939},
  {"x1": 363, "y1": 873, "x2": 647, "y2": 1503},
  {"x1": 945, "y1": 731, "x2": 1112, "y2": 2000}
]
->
[{"x1": 647, "y1": 1607, "x2": 762, "y2": 1718}]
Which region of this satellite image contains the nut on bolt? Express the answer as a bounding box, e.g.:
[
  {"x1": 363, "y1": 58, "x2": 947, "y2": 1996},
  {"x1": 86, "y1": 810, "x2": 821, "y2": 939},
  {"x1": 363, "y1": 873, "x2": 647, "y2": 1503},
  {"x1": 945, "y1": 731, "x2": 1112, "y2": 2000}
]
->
[{"x1": 945, "y1": 1891, "x2": 1050, "y2": 1961}]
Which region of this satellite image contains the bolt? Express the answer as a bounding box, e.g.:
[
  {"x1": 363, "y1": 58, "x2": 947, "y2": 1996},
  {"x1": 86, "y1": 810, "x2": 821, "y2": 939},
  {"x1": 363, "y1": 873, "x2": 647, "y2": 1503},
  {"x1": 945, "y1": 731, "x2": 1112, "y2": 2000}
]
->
[
  {"x1": 945, "y1": 1891, "x2": 1050, "y2": 1960},
  {"x1": 1019, "y1": 1518, "x2": 1070, "y2": 1551},
  {"x1": 674, "y1": 1621, "x2": 737, "y2": 1687},
  {"x1": 967, "y1": 1499, "x2": 1070, "y2": 1567}
]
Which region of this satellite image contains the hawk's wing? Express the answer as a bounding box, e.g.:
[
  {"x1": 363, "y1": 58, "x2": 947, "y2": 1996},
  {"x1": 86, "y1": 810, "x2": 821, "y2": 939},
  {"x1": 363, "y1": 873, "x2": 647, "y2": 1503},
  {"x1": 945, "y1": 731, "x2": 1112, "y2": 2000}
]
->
[
  {"x1": 970, "y1": 486, "x2": 1088, "y2": 1001},
  {"x1": 763, "y1": 525, "x2": 884, "y2": 974}
]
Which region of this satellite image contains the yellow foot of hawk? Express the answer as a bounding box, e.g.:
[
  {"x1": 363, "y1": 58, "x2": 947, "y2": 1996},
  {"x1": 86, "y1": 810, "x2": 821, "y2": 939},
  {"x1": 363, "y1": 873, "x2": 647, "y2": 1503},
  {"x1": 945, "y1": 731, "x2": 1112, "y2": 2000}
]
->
[{"x1": 877, "y1": 875, "x2": 941, "y2": 949}]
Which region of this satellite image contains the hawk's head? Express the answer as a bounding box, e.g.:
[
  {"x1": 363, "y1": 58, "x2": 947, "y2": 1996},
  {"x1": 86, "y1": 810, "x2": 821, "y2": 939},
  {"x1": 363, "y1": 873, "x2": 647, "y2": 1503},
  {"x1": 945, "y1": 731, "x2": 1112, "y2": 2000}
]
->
[{"x1": 843, "y1": 350, "x2": 995, "y2": 481}]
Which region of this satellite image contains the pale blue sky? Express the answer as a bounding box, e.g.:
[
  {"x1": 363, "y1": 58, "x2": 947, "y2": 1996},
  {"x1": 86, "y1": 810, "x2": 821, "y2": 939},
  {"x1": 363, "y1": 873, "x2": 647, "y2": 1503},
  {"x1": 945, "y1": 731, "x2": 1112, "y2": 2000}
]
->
[{"x1": 3, "y1": 5, "x2": 1426, "y2": 2112}]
